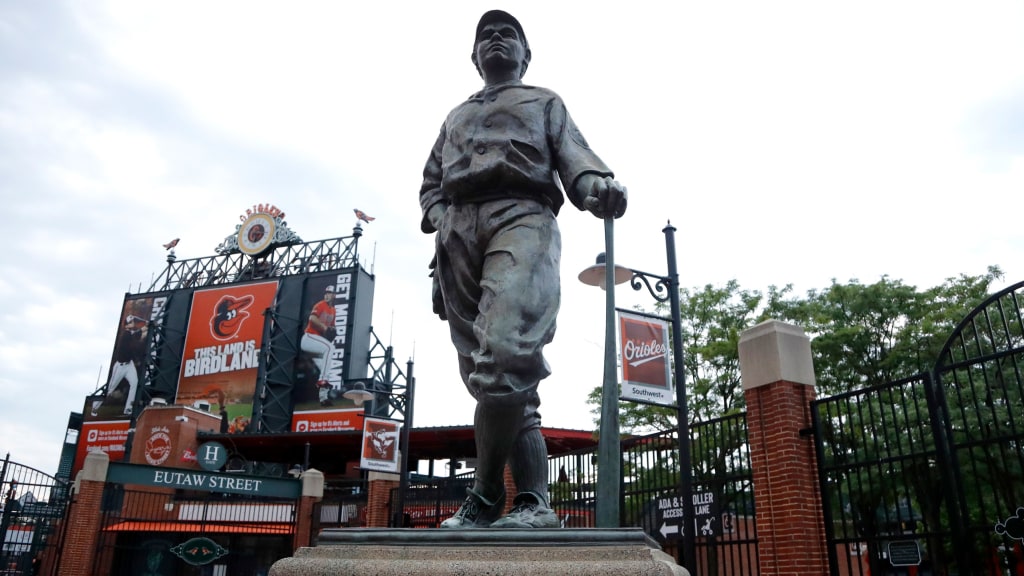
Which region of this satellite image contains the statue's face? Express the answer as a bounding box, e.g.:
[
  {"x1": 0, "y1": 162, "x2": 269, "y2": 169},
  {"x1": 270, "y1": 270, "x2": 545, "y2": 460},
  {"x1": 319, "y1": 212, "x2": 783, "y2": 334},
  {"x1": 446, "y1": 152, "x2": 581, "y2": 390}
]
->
[{"x1": 474, "y1": 21, "x2": 525, "y2": 76}]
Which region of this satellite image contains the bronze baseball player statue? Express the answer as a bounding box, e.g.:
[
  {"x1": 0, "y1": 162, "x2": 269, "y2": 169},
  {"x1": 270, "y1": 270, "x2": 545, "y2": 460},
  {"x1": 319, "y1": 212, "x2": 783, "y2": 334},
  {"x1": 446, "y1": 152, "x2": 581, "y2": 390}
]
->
[{"x1": 419, "y1": 10, "x2": 627, "y2": 528}]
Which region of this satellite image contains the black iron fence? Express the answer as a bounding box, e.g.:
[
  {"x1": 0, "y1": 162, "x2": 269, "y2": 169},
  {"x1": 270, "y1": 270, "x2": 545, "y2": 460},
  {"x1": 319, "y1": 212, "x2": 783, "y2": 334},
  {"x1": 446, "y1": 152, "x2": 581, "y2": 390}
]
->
[
  {"x1": 396, "y1": 477, "x2": 474, "y2": 528},
  {"x1": 690, "y1": 413, "x2": 758, "y2": 575},
  {"x1": 934, "y1": 280, "x2": 1024, "y2": 574},
  {"x1": 543, "y1": 420, "x2": 759, "y2": 574},
  {"x1": 813, "y1": 279, "x2": 1024, "y2": 575},
  {"x1": 314, "y1": 479, "x2": 369, "y2": 535},
  {"x1": 812, "y1": 374, "x2": 948, "y2": 575},
  {"x1": 0, "y1": 455, "x2": 69, "y2": 576},
  {"x1": 389, "y1": 416, "x2": 757, "y2": 575}
]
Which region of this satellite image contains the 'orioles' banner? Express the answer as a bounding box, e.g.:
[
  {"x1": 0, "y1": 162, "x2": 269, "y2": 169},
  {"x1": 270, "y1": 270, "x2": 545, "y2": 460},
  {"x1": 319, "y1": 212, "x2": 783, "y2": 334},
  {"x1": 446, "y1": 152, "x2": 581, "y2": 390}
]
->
[
  {"x1": 175, "y1": 281, "x2": 279, "y2": 434},
  {"x1": 359, "y1": 416, "x2": 402, "y2": 473},
  {"x1": 618, "y1": 310, "x2": 675, "y2": 406}
]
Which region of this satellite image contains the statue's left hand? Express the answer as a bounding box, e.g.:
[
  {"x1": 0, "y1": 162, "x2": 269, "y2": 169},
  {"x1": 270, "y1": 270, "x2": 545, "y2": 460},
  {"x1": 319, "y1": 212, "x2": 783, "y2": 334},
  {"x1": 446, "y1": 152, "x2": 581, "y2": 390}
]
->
[{"x1": 580, "y1": 174, "x2": 627, "y2": 219}]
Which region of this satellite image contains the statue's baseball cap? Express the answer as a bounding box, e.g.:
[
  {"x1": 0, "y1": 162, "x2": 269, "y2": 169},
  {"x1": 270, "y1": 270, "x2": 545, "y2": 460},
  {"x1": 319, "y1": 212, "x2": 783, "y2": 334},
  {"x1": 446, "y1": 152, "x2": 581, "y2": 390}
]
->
[{"x1": 475, "y1": 10, "x2": 529, "y2": 51}]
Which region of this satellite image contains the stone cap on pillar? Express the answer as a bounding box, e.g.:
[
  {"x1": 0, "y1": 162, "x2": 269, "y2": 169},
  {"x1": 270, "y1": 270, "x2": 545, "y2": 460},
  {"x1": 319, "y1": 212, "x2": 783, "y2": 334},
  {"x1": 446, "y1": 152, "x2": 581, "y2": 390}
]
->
[
  {"x1": 738, "y1": 319, "x2": 815, "y2": 390},
  {"x1": 301, "y1": 468, "x2": 325, "y2": 500},
  {"x1": 73, "y1": 451, "x2": 110, "y2": 493}
]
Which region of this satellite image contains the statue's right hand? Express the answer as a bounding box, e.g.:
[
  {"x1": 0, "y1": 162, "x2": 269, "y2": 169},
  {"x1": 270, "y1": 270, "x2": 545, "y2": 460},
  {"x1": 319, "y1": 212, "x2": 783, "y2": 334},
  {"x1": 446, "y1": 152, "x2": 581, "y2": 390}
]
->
[{"x1": 427, "y1": 204, "x2": 447, "y2": 230}]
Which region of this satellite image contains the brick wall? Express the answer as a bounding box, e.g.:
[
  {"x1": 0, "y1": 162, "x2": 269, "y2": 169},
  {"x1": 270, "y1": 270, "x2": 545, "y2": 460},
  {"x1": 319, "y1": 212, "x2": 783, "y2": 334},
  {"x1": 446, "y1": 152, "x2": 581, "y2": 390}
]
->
[
  {"x1": 745, "y1": 381, "x2": 828, "y2": 575},
  {"x1": 57, "y1": 478, "x2": 105, "y2": 576},
  {"x1": 366, "y1": 477, "x2": 399, "y2": 527},
  {"x1": 502, "y1": 465, "x2": 516, "y2": 514},
  {"x1": 739, "y1": 320, "x2": 829, "y2": 576},
  {"x1": 293, "y1": 495, "x2": 317, "y2": 548}
]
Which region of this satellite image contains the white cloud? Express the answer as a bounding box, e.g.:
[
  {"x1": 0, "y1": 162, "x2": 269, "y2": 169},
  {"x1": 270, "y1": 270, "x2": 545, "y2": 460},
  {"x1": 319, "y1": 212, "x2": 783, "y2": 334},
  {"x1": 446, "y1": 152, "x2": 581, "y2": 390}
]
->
[{"x1": 1, "y1": 0, "x2": 1022, "y2": 475}]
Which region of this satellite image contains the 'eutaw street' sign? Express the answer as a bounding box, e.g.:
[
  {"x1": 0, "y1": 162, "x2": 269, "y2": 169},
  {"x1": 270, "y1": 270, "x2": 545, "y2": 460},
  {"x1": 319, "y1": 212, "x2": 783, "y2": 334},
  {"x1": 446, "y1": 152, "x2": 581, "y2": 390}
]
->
[
  {"x1": 655, "y1": 491, "x2": 722, "y2": 541},
  {"x1": 106, "y1": 462, "x2": 301, "y2": 499}
]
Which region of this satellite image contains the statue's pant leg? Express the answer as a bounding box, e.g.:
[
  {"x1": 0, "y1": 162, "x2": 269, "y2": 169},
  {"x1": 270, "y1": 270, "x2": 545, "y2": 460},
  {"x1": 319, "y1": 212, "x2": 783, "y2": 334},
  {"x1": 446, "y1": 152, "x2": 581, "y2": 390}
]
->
[{"x1": 439, "y1": 200, "x2": 560, "y2": 500}]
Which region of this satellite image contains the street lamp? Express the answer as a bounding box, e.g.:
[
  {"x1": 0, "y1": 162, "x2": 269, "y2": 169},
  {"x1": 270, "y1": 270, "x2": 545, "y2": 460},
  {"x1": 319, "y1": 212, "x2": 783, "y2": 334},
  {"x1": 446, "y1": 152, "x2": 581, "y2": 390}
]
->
[
  {"x1": 578, "y1": 222, "x2": 696, "y2": 575},
  {"x1": 343, "y1": 353, "x2": 416, "y2": 528}
]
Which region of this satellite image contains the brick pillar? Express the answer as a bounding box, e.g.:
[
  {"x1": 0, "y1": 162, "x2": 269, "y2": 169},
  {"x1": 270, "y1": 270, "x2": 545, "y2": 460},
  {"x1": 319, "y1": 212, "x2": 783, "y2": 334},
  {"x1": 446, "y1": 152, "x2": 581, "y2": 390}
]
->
[
  {"x1": 739, "y1": 320, "x2": 828, "y2": 576},
  {"x1": 293, "y1": 469, "x2": 324, "y2": 550},
  {"x1": 365, "y1": 471, "x2": 399, "y2": 528},
  {"x1": 502, "y1": 465, "x2": 516, "y2": 514},
  {"x1": 57, "y1": 451, "x2": 109, "y2": 576}
]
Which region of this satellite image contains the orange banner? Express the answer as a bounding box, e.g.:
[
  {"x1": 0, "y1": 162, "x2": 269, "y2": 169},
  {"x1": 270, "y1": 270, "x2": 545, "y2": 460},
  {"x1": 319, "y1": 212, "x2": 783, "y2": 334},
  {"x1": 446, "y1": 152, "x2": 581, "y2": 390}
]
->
[
  {"x1": 360, "y1": 417, "x2": 402, "y2": 472},
  {"x1": 290, "y1": 409, "x2": 364, "y2": 433},
  {"x1": 175, "y1": 281, "x2": 279, "y2": 434},
  {"x1": 74, "y1": 419, "x2": 131, "y2": 476},
  {"x1": 618, "y1": 310, "x2": 675, "y2": 406}
]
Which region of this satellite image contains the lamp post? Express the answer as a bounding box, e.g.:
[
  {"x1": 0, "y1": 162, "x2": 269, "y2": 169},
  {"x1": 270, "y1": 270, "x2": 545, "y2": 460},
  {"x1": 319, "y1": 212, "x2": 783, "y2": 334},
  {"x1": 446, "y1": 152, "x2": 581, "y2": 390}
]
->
[
  {"x1": 578, "y1": 222, "x2": 696, "y2": 574},
  {"x1": 343, "y1": 349, "x2": 416, "y2": 528},
  {"x1": 584, "y1": 218, "x2": 626, "y2": 528}
]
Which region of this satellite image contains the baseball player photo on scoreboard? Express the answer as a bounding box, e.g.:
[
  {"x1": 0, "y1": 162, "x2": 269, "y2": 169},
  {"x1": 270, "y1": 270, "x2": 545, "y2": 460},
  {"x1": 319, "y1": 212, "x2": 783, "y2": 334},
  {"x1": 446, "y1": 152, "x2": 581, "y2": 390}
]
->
[
  {"x1": 89, "y1": 294, "x2": 168, "y2": 421},
  {"x1": 290, "y1": 272, "x2": 364, "y2": 433}
]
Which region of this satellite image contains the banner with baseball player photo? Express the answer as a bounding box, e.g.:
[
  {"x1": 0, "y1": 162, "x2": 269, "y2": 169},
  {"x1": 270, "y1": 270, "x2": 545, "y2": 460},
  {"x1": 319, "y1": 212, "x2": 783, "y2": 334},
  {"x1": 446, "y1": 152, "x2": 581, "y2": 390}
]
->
[
  {"x1": 175, "y1": 281, "x2": 279, "y2": 434},
  {"x1": 290, "y1": 271, "x2": 362, "y2": 432},
  {"x1": 618, "y1": 310, "x2": 675, "y2": 406},
  {"x1": 89, "y1": 294, "x2": 170, "y2": 421},
  {"x1": 359, "y1": 416, "x2": 402, "y2": 473}
]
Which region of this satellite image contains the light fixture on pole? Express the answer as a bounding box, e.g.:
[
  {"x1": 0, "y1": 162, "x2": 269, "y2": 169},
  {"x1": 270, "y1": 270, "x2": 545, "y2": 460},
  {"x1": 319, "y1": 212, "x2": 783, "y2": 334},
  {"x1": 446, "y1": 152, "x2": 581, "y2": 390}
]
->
[
  {"x1": 342, "y1": 380, "x2": 375, "y2": 406},
  {"x1": 578, "y1": 222, "x2": 696, "y2": 575},
  {"x1": 578, "y1": 253, "x2": 632, "y2": 290}
]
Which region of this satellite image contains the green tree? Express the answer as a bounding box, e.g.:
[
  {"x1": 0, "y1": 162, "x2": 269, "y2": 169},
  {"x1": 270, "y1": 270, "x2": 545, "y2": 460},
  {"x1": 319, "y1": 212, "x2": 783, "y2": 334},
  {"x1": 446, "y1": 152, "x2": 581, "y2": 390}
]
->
[
  {"x1": 588, "y1": 267, "x2": 1004, "y2": 431},
  {"x1": 783, "y1": 266, "x2": 1003, "y2": 396}
]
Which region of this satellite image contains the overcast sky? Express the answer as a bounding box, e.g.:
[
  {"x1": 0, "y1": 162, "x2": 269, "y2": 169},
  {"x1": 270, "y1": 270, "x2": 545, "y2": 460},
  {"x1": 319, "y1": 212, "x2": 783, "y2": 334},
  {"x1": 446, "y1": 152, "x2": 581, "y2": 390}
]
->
[{"x1": 2, "y1": 1, "x2": 1022, "y2": 476}]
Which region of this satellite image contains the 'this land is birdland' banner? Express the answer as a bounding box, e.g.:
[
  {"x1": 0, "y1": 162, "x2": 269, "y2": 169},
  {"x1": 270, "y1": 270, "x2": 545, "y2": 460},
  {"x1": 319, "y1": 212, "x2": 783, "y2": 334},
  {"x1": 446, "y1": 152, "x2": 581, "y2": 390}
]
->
[
  {"x1": 618, "y1": 310, "x2": 675, "y2": 406},
  {"x1": 175, "y1": 281, "x2": 279, "y2": 434}
]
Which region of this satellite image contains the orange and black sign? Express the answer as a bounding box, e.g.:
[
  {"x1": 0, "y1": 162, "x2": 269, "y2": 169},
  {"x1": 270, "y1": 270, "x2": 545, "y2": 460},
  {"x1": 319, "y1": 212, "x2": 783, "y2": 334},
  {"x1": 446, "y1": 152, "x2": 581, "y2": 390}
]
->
[
  {"x1": 175, "y1": 281, "x2": 279, "y2": 433},
  {"x1": 618, "y1": 310, "x2": 674, "y2": 406}
]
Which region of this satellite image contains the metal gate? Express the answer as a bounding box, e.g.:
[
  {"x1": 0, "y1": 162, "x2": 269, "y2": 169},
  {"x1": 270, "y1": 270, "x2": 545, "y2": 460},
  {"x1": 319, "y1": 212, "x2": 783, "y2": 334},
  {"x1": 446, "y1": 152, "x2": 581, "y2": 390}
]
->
[
  {"x1": 543, "y1": 417, "x2": 757, "y2": 575},
  {"x1": 92, "y1": 483, "x2": 299, "y2": 575},
  {"x1": 813, "y1": 280, "x2": 1024, "y2": 575},
  {"x1": 0, "y1": 455, "x2": 70, "y2": 576}
]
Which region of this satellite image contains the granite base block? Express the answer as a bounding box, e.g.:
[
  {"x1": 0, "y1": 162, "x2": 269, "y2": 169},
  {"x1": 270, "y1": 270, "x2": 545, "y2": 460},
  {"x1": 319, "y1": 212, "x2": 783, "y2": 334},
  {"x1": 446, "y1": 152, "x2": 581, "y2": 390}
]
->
[{"x1": 270, "y1": 528, "x2": 689, "y2": 576}]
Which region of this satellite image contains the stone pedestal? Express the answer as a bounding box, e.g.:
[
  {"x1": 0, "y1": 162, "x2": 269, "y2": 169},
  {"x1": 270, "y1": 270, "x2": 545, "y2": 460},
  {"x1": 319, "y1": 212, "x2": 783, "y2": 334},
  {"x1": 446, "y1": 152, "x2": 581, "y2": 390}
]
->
[{"x1": 270, "y1": 528, "x2": 688, "y2": 576}]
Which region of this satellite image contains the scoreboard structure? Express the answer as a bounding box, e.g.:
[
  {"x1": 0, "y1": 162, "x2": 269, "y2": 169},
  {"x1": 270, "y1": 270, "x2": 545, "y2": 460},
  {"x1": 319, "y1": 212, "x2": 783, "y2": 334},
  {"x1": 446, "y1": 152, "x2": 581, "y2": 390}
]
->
[{"x1": 76, "y1": 207, "x2": 406, "y2": 476}]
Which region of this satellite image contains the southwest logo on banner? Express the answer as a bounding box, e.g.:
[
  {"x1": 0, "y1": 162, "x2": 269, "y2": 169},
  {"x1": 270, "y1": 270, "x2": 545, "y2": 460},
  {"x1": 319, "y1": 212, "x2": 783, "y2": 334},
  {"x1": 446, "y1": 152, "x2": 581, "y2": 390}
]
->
[
  {"x1": 176, "y1": 281, "x2": 279, "y2": 434},
  {"x1": 618, "y1": 310, "x2": 675, "y2": 406}
]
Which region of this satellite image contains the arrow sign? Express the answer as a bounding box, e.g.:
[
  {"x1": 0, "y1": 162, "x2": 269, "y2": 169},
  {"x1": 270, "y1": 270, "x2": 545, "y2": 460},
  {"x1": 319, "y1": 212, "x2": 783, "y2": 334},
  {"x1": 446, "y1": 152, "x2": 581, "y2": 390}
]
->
[{"x1": 659, "y1": 522, "x2": 679, "y2": 539}]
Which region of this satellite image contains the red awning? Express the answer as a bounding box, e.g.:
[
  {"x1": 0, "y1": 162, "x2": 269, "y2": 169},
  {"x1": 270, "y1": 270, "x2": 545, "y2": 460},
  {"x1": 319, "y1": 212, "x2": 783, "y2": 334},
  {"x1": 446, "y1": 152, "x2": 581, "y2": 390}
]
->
[{"x1": 103, "y1": 521, "x2": 293, "y2": 535}]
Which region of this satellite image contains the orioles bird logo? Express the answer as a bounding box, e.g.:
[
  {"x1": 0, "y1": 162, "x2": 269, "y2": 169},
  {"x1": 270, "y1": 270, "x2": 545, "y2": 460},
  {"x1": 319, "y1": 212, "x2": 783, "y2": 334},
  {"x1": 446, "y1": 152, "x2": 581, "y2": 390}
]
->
[
  {"x1": 210, "y1": 294, "x2": 255, "y2": 341},
  {"x1": 369, "y1": 428, "x2": 397, "y2": 459}
]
